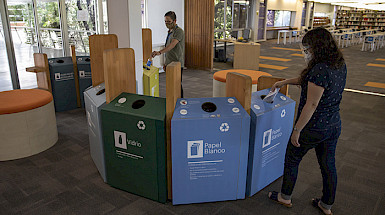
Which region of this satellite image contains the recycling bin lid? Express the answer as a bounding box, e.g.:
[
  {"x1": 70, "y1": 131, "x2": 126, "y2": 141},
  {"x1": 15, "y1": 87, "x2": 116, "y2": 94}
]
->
[
  {"x1": 143, "y1": 64, "x2": 158, "y2": 76},
  {"x1": 48, "y1": 57, "x2": 73, "y2": 65},
  {"x1": 77, "y1": 56, "x2": 91, "y2": 64},
  {"x1": 172, "y1": 97, "x2": 248, "y2": 120},
  {"x1": 102, "y1": 92, "x2": 165, "y2": 120},
  {"x1": 84, "y1": 82, "x2": 106, "y2": 106},
  {"x1": 251, "y1": 89, "x2": 295, "y2": 116}
]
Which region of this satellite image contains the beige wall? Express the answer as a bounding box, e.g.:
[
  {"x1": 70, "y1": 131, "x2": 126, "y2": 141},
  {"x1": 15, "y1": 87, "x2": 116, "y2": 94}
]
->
[
  {"x1": 107, "y1": 0, "x2": 144, "y2": 94},
  {"x1": 268, "y1": 0, "x2": 298, "y2": 11}
]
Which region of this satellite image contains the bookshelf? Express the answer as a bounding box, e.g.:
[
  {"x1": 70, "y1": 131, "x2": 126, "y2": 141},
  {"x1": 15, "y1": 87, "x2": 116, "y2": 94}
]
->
[
  {"x1": 336, "y1": 9, "x2": 385, "y2": 30},
  {"x1": 313, "y1": 17, "x2": 330, "y2": 27}
]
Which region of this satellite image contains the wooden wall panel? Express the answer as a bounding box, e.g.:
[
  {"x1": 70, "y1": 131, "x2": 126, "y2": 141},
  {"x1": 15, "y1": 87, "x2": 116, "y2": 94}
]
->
[{"x1": 185, "y1": 0, "x2": 214, "y2": 70}]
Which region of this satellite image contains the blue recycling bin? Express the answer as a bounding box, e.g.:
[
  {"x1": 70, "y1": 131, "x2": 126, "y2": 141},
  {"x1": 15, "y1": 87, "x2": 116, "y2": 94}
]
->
[
  {"x1": 48, "y1": 57, "x2": 77, "y2": 112},
  {"x1": 246, "y1": 89, "x2": 295, "y2": 197},
  {"x1": 77, "y1": 56, "x2": 92, "y2": 108},
  {"x1": 171, "y1": 97, "x2": 250, "y2": 205}
]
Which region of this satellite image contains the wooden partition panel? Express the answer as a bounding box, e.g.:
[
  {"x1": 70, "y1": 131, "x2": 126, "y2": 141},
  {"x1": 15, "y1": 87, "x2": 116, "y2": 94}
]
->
[
  {"x1": 185, "y1": 0, "x2": 214, "y2": 70},
  {"x1": 26, "y1": 53, "x2": 51, "y2": 92},
  {"x1": 142, "y1": 28, "x2": 152, "y2": 61},
  {"x1": 226, "y1": 72, "x2": 252, "y2": 114},
  {"x1": 89, "y1": 34, "x2": 118, "y2": 87},
  {"x1": 71, "y1": 45, "x2": 81, "y2": 107},
  {"x1": 165, "y1": 61, "x2": 181, "y2": 199},
  {"x1": 103, "y1": 48, "x2": 136, "y2": 104}
]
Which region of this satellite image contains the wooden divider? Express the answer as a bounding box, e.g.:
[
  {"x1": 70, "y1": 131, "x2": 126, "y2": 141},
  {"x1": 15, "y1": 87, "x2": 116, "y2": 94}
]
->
[
  {"x1": 257, "y1": 76, "x2": 289, "y2": 96},
  {"x1": 142, "y1": 28, "x2": 152, "y2": 62},
  {"x1": 165, "y1": 61, "x2": 182, "y2": 199},
  {"x1": 89, "y1": 34, "x2": 118, "y2": 87},
  {"x1": 26, "y1": 53, "x2": 51, "y2": 92},
  {"x1": 225, "y1": 72, "x2": 252, "y2": 114},
  {"x1": 103, "y1": 48, "x2": 136, "y2": 104},
  {"x1": 71, "y1": 45, "x2": 81, "y2": 107}
]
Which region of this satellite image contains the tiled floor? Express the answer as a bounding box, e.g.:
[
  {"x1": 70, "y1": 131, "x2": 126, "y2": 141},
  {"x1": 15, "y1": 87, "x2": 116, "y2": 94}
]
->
[{"x1": 1, "y1": 38, "x2": 385, "y2": 215}]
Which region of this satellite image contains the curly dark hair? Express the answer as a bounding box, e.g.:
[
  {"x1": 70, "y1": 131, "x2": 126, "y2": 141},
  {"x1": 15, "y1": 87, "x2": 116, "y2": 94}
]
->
[{"x1": 299, "y1": 27, "x2": 345, "y2": 85}]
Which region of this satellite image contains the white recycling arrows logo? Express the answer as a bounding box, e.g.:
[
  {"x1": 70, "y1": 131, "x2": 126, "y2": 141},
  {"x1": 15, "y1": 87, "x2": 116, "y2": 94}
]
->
[
  {"x1": 281, "y1": 109, "x2": 286, "y2": 118},
  {"x1": 220, "y1": 123, "x2": 230, "y2": 132},
  {"x1": 137, "y1": 121, "x2": 146, "y2": 130}
]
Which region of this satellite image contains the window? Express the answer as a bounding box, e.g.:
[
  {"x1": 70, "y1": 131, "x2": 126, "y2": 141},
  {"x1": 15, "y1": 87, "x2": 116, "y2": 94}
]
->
[
  {"x1": 266, "y1": 10, "x2": 292, "y2": 27},
  {"x1": 214, "y1": 0, "x2": 250, "y2": 39}
]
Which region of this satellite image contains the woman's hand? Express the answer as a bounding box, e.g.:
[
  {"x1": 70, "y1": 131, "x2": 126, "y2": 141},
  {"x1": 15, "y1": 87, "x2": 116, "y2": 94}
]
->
[
  {"x1": 290, "y1": 130, "x2": 301, "y2": 147},
  {"x1": 271, "y1": 81, "x2": 285, "y2": 92}
]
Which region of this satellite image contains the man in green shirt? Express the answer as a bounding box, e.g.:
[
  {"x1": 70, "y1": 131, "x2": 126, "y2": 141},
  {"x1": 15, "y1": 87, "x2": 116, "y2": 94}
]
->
[{"x1": 152, "y1": 11, "x2": 185, "y2": 97}]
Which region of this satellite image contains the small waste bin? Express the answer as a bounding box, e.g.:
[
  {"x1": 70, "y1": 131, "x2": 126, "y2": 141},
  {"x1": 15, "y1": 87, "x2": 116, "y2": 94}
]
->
[
  {"x1": 48, "y1": 57, "x2": 77, "y2": 112},
  {"x1": 77, "y1": 56, "x2": 92, "y2": 107},
  {"x1": 143, "y1": 63, "x2": 159, "y2": 97},
  {"x1": 101, "y1": 93, "x2": 167, "y2": 203},
  {"x1": 84, "y1": 83, "x2": 107, "y2": 182},
  {"x1": 246, "y1": 89, "x2": 295, "y2": 197},
  {"x1": 171, "y1": 97, "x2": 250, "y2": 205}
]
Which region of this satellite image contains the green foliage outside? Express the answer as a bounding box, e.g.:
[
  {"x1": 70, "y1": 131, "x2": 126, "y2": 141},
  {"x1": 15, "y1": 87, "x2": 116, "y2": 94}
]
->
[
  {"x1": 7, "y1": 0, "x2": 95, "y2": 53},
  {"x1": 214, "y1": 0, "x2": 233, "y2": 39}
]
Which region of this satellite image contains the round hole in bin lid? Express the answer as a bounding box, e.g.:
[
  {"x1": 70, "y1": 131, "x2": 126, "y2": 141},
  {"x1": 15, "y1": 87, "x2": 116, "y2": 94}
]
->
[
  {"x1": 85, "y1": 58, "x2": 90, "y2": 62},
  {"x1": 132, "y1": 100, "x2": 145, "y2": 109},
  {"x1": 56, "y1": 59, "x2": 64, "y2": 63},
  {"x1": 202, "y1": 102, "x2": 217, "y2": 113}
]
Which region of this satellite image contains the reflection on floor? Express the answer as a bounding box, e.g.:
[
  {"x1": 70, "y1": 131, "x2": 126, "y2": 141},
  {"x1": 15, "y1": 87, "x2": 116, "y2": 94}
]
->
[{"x1": 0, "y1": 38, "x2": 385, "y2": 215}]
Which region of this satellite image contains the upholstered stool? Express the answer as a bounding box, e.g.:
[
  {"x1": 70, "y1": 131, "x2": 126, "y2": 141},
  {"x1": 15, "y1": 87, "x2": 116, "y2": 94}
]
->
[
  {"x1": 213, "y1": 69, "x2": 271, "y2": 97},
  {"x1": 0, "y1": 89, "x2": 58, "y2": 161}
]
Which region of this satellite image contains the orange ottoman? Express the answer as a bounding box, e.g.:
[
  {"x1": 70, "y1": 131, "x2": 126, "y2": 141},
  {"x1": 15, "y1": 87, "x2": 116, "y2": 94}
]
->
[
  {"x1": 213, "y1": 69, "x2": 271, "y2": 97},
  {"x1": 0, "y1": 89, "x2": 58, "y2": 161}
]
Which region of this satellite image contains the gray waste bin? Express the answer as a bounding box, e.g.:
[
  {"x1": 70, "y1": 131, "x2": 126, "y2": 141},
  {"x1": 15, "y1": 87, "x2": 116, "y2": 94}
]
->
[
  {"x1": 77, "y1": 56, "x2": 92, "y2": 108},
  {"x1": 48, "y1": 57, "x2": 77, "y2": 112},
  {"x1": 84, "y1": 83, "x2": 107, "y2": 182}
]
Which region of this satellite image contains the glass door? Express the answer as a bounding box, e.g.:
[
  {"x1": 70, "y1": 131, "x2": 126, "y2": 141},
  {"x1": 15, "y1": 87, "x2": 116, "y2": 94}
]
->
[
  {"x1": 65, "y1": 0, "x2": 97, "y2": 55},
  {"x1": 36, "y1": 0, "x2": 63, "y2": 58},
  {"x1": 7, "y1": 0, "x2": 38, "y2": 89},
  {"x1": 0, "y1": 11, "x2": 13, "y2": 91}
]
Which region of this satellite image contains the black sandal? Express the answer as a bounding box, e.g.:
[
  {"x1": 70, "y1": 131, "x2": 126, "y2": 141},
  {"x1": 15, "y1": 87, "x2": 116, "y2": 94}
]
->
[
  {"x1": 311, "y1": 198, "x2": 333, "y2": 215},
  {"x1": 268, "y1": 191, "x2": 292, "y2": 208}
]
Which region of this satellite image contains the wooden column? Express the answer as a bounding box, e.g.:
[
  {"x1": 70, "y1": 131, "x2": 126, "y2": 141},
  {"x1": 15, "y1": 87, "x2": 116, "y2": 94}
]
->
[
  {"x1": 142, "y1": 28, "x2": 152, "y2": 62},
  {"x1": 103, "y1": 48, "x2": 136, "y2": 103},
  {"x1": 257, "y1": 76, "x2": 289, "y2": 96},
  {"x1": 226, "y1": 72, "x2": 252, "y2": 114},
  {"x1": 89, "y1": 34, "x2": 118, "y2": 87},
  {"x1": 185, "y1": 0, "x2": 214, "y2": 70},
  {"x1": 26, "y1": 53, "x2": 51, "y2": 92},
  {"x1": 71, "y1": 45, "x2": 81, "y2": 107},
  {"x1": 165, "y1": 61, "x2": 181, "y2": 199}
]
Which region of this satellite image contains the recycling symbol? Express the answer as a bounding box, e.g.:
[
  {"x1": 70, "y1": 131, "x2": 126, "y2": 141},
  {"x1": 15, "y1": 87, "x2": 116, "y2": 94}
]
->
[
  {"x1": 220, "y1": 123, "x2": 230, "y2": 132},
  {"x1": 281, "y1": 109, "x2": 286, "y2": 118},
  {"x1": 137, "y1": 121, "x2": 146, "y2": 130}
]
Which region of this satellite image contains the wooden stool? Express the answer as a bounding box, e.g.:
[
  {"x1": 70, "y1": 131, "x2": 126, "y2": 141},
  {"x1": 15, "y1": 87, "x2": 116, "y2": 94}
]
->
[
  {"x1": 0, "y1": 89, "x2": 58, "y2": 161},
  {"x1": 213, "y1": 69, "x2": 271, "y2": 97}
]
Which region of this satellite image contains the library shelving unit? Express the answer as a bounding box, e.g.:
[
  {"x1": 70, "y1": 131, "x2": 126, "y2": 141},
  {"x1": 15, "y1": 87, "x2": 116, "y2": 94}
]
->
[
  {"x1": 313, "y1": 17, "x2": 330, "y2": 27},
  {"x1": 336, "y1": 9, "x2": 385, "y2": 30}
]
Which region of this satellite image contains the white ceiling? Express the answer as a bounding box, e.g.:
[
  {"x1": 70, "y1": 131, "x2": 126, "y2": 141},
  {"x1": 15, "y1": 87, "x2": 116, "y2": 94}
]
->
[{"x1": 312, "y1": 0, "x2": 385, "y2": 11}]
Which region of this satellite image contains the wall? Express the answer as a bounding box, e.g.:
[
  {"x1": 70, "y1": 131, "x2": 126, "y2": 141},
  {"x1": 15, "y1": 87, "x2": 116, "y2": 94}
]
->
[
  {"x1": 268, "y1": 0, "x2": 298, "y2": 11},
  {"x1": 147, "y1": 0, "x2": 184, "y2": 46},
  {"x1": 107, "y1": 0, "x2": 143, "y2": 94},
  {"x1": 314, "y1": 2, "x2": 334, "y2": 18}
]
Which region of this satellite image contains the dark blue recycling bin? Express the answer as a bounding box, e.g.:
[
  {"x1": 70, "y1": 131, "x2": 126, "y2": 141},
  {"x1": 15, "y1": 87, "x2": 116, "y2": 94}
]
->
[
  {"x1": 246, "y1": 89, "x2": 296, "y2": 197},
  {"x1": 77, "y1": 56, "x2": 92, "y2": 107},
  {"x1": 48, "y1": 57, "x2": 77, "y2": 112},
  {"x1": 171, "y1": 97, "x2": 250, "y2": 205}
]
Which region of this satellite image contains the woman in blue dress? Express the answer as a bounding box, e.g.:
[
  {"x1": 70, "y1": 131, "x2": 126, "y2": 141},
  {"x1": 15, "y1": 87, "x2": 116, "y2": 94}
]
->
[{"x1": 268, "y1": 27, "x2": 347, "y2": 215}]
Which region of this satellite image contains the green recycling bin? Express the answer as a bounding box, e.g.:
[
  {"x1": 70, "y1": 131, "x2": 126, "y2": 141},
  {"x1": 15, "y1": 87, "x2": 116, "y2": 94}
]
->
[{"x1": 101, "y1": 92, "x2": 167, "y2": 203}]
